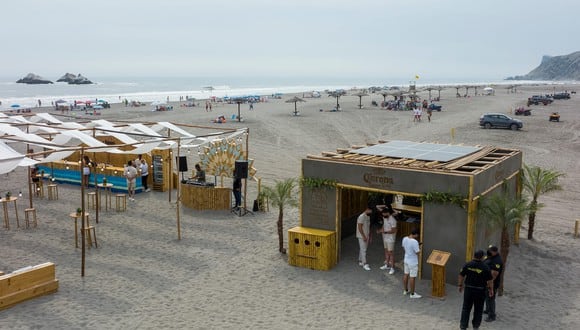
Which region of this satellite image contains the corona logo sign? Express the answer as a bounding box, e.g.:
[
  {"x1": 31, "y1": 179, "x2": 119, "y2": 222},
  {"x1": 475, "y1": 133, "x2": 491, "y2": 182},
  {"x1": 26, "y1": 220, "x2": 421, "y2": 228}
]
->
[{"x1": 363, "y1": 168, "x2": 393, "y2": 188}]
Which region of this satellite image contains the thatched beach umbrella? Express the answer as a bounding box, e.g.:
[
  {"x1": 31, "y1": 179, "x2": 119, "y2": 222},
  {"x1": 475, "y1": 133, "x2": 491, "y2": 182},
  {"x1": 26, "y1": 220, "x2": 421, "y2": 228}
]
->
[
  {"x1": 328, "y1": 91, "x2": 343, "y2": 111},
  {"x1": 285, "y1": 96, "x2": 306, "y2": 116},
  {"x1": 436, "y1": 86, "x2": 445, "y2": 100},
  {"x1": 353, "y1": 91, "x2": 369, "y2": 109}
]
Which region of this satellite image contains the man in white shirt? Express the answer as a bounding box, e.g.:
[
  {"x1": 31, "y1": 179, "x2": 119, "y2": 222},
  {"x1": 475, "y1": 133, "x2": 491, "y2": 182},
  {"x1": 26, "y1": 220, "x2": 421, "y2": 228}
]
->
[
  {"x1": 378, "y1": 208, "x2": 397, "y2": 274},
  {"x1": 125, "y1": 160, "x2": 138, "y2": 201},
  {"x1": 356, "y1": 206, "x2": 373, "y2": 271},
  {"x1": 402, "y1": 228, "x2": 422, "y2": 298}
]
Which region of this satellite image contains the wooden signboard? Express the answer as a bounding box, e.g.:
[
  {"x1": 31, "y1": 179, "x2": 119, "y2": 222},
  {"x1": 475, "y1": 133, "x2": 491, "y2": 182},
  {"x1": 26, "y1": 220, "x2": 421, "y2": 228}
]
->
[{"x1": 427, "y1": 250, "x2": 451, "y2": 298}]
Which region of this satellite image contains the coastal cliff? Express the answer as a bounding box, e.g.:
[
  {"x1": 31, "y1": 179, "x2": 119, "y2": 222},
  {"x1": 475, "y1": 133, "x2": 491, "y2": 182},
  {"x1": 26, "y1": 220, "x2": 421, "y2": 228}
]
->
[{"x1": 507, "y1": 51, "x2": 580, "y2": 81}]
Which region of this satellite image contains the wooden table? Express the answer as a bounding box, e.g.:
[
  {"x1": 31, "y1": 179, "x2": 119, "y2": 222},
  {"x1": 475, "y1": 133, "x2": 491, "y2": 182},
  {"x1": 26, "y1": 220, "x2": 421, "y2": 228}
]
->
[
  {"x1": 97, "y1": 183, "x2": 114, "y2": 211},
  {"x1": 69, "y1": 212, "x2": 89, "y2": 248},
  {"x1": 1, "y1": 197, "x2": 19, "y2": 229}
]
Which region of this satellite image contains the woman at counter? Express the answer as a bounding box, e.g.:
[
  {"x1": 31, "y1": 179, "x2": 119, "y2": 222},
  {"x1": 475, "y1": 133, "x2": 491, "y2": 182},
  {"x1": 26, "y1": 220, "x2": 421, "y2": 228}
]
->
[{"x1": 82, "y1": 156, "x2": 92, "y2": 187}]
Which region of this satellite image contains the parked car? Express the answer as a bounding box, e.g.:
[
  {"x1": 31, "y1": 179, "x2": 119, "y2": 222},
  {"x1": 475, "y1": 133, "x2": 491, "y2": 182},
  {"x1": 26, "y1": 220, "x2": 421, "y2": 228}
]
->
[
  {"x1": 527, "y1": 95, "x2": 553, "y2": 106},
  {"x1": 552, "y1": 92, "x2": 571, "y2": 100},
  {"x1": 479, "y1": 113, "x2": 523, "y2": 130}
]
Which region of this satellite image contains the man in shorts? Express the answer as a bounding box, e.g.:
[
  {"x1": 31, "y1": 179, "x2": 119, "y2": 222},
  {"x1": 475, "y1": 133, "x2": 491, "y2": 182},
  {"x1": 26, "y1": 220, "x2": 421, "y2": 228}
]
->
[
  {"x1": 378, "y1": 208, "x2": 397, "y2": 274},
  {"x1": 125, "y1": 160, "x2": 138, "y2": 201},
  {"x1": 402, "y1": 228, "x2": 421, "y2": 298}
]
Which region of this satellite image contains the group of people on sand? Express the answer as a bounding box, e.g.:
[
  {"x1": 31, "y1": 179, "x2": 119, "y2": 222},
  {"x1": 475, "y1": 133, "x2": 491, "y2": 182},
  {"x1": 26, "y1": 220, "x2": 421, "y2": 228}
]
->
[
  {"x1": 412, "y1": 99, "x2": 433, "y2": 122},
  {"x1": 355, "y1": 205, "x2": 503, "y2": 328}
]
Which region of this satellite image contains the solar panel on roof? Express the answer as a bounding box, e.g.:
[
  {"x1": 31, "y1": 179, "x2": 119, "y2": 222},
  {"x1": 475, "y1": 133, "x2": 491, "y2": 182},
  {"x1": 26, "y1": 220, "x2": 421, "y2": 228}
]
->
[{"x1": 353, "y1": 141, "x2": 481, "y2": 162}]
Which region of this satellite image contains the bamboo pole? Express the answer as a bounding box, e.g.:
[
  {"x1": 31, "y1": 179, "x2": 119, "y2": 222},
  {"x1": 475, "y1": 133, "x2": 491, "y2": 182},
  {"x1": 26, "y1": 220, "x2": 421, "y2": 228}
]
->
[
  {"x1": 80, "y1": 147, "x2": 86, "y2": 277},
  {"x1": 176, "y1": 139, "x2": 181, "y2": 240},
  {"x1": 243, "y1": 128, "x2": 249, "y2": 212},
  {"x1": 575, "y1": 220, "x2": 579, "y2": 238},
  {"x1": 93, "y1": 128, "x2": 99, "y2": 224},
  {"x1": 168, "y1": 128, "x2": 172, "y2": 203}
]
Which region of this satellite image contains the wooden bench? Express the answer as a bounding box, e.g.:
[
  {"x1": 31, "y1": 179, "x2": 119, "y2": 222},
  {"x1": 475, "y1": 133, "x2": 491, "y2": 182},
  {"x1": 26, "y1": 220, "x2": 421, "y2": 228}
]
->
[{"x1": 0, "y1": 262, "x2": 59, "y2": 310}]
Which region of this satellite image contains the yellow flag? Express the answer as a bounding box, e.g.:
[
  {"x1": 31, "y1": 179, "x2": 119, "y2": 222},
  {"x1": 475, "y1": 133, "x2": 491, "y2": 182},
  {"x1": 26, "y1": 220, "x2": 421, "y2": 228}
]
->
[{"x1": 415, "y1": 75, "x2": 420, "y2": 80}]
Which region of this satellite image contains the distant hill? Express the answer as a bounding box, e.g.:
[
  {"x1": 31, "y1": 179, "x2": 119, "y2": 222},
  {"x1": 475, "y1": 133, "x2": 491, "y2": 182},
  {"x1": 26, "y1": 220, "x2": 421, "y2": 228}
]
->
[{"x1": 506, "y1": 51, "x2": 580, "y2": 81}]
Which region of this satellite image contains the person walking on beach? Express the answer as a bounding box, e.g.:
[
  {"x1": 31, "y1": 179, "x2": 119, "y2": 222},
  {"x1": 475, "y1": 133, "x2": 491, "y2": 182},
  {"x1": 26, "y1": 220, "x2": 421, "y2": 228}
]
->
[
  {"x1": 356, "y1": 206, "x2": 373, "y2": 271},
  {"x1": 378, "y1": 207, "x2": 397, "y2": 274},
  {"x1": 140, "y1": 157, "x2": 150, "y2": 192},
  {"x1": 458, "y1": 250, "x2": 493, "y2": 330},
  {"x1": 125, "y1": 160, "x2": 138, "y2": 201},
  {"x1": 426, "y1": 106, "x2": 433, "y2": 122},
  {"x1": 249, "y1": 101, "x2": 254, "y2": 110},
  {"x1": 484, "y1": 245, "x2": 503, "y2": 323},
  {"x1": 402, "y1": 228, "x2": 421, "y2": 298}
]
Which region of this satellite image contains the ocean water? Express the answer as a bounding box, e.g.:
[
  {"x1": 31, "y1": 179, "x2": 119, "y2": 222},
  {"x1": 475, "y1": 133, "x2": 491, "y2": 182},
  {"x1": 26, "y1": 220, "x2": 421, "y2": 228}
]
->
[{"x1": 0, "y1": 76, "x2": 568, "y2": 109}]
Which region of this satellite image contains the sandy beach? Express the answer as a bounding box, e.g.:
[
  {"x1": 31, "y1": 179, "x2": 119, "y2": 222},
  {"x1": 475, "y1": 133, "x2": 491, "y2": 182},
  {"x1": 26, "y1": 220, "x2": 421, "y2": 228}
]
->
[{"x1": 1, "y1": 85, "x2": 579, "y2": 329}]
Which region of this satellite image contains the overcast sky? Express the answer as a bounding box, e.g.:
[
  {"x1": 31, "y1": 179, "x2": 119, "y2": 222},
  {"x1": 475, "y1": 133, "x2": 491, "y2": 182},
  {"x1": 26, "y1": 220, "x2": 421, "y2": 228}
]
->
[{"x1": 2, "y1": 0, "x2": 579, "y2": 81}]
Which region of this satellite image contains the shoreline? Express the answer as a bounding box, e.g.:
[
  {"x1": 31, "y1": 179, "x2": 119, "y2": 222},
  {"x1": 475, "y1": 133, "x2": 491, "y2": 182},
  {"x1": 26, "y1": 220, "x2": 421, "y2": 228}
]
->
[{"x1": 1, "y1": 79, "x2": 578, "y2": 109}]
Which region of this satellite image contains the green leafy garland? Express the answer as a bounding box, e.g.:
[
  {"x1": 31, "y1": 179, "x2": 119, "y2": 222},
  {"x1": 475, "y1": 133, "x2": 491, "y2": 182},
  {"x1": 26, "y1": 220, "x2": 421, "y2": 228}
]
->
[
  {"x1": 300, "y1": 177, "x2": 338, "y2": 189},
  {"x1": 421, "y1": 190, "x2": 467, "y2": 209}
]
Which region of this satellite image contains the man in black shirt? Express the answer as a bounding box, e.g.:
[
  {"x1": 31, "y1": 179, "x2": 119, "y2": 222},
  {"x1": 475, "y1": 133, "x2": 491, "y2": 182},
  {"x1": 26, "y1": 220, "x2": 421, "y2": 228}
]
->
[
  {"x1": 484, "y1": 245, "x2": 503, "y2": 322},
  {"x1": 458, "y1": 250, "x2": 493, "y2": 330},
  {"x1": 233, "y1": 177, "x2": 242, "y2": 210}
]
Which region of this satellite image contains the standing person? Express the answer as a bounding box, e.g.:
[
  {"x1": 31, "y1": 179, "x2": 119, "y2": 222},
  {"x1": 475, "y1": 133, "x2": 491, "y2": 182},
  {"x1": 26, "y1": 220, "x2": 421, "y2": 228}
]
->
[
  {"x1": 378, "y1": 208, "x2": 397, "y2": 274},
  {"x1": 82, "y1": 155, "x2": 92, "y2": 188},
  {"x1": 426, "y1": 106, "x2": 433, "y2": 122},
  {"x1": 249, "y1": 101, "x2": 254, "y2": 110},
  {"x1": 402, "y1": 228, "x2": 421, "y2": 298},
  {"x1": 194, "y1": 163, "x2": 206, "y2": 183},
  {"x1": 233, "y1": 177, "x2": 242, "y2": 210},
  {"x1": 484, "y1": 245, "x2": 503, "y2": 323},
  {"x1": 458, "y1": 250, "x2": 494, "y2": 330},
  {"x1": 125, "y1": 160, "x2": 138, "y2": 201},
  {"x1": 134, "y1": 154, "x2": 143, "y2": 169},
  {"x1": 356, "y1": 206, "x2": 373, "y2": 271},
  {"x1": 140, "y1": 158, "x2": 150, "y2": 192}
]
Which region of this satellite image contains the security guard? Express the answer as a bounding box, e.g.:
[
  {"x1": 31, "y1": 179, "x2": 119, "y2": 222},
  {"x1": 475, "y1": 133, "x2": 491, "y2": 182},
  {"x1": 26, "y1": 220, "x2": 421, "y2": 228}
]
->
[
  {"x1": 458, "y1": 250, "x2": 493, "y2": 330},
  {"x1": 484, "y1": 245, "x2": 503, "y2": 322}
]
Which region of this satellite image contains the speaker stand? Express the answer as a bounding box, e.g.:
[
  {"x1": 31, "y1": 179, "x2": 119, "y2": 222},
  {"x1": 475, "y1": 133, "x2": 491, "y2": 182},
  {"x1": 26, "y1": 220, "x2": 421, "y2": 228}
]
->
[{"x1": 232, "y1": 206, "x2": 253, "y2": 217}]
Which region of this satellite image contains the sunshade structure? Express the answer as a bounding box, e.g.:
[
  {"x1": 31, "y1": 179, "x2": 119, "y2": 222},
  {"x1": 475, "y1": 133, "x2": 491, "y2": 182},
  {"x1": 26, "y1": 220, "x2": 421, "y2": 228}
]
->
[
  {"x1": 352, "y1": 91, "x2": 369, "y2": 109},
  {"x1": 327, "y1": 91, "x2": 344, "y2": 111},
  {"x1": 285, "y1": 96, "x2": 305, "y2": 116},
  {"x1": 0, "y1": 112, "x2": 250, "y2": 277}
]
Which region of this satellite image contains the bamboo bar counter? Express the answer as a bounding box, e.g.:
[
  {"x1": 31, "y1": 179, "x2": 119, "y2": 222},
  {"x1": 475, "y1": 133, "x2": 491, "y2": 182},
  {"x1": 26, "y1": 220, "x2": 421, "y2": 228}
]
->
[{"x1": 181, "y1": 183, "x2": 231, "y2": 211}]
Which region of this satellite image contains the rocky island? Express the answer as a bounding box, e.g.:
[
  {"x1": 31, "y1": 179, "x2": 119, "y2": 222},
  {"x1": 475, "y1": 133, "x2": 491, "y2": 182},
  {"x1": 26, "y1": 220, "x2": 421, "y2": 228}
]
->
[
  {"x1": 56, "y1": 73, "x2": 93, "y2": 85},
  {"x1": 16, "y1": 73, "x2": 53, "y2": 84}
]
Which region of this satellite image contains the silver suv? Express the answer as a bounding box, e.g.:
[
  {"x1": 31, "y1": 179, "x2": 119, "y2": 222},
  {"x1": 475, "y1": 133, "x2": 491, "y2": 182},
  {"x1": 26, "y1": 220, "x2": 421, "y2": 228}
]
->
[{"x1": 479, "y1": 113, "x2": 523, "y2": 130}]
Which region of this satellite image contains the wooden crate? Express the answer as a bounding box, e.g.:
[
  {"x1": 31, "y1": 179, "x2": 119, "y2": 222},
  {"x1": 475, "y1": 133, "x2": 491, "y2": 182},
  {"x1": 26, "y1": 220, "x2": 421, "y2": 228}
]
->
[
  {"x1": 0, "y1": 262, "x2": 59, "y2": 310},
  {"x1": 288, "y1": 227, "x2": 337, "y2": 271}
]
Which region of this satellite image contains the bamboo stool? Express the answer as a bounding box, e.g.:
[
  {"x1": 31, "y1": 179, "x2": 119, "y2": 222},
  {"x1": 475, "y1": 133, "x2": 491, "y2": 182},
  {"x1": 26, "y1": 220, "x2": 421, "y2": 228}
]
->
[
  {"x1": 80, "y1": 216, "x2": 97, "y2": 248},
  {"x1": 33, "y1": 181, "x2": 44, "y2": 198},
  {"x1": 115, "y1": 194, "x2": 127, "y2": 212},
  {"x1": 87, "y1": 192, "x2": 97, "y2": 210},
  {"x1": 47, "y1": 184, "x2": 59, "y2": 200},
  {"x1": 24, "y1": 208, "x2": 37, "y2": 228}
]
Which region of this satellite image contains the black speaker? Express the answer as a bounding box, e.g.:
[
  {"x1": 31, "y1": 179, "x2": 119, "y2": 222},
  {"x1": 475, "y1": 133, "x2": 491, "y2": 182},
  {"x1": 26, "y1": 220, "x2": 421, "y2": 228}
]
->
[
  {"x1": 176, "y1": 156, "x2": 188, "y2": 172},
  {"x1": 234, "y1": 160, "x2": 248, "y2": 179}
]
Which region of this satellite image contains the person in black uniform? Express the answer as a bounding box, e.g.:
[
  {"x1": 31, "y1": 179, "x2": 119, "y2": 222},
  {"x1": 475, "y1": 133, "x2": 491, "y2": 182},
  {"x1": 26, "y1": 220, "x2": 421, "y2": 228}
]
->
[
  {"x1": 458, "y1": 250, "x2": 493, "y2": 330},
  {"x1": 193, "y1": 163, "x2": 206, "y2": 183},
  {"x1": 484, "y1": 245, "x2": 503, "y2": 322},
  {"x1": 233, "y1": 177, "x2": 242, "y2": 210}
]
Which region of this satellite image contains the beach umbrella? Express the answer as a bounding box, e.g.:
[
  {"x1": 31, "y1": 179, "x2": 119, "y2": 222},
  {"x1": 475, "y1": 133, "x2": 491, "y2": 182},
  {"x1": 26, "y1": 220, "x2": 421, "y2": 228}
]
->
[
  {"x1": 55, "y1": 99, "x2": 67, "y2": 104},
  {"x1": 328, "y1": 91, "x2": 343, "y2": 111},
  {"x1": 285, "y1": 96, "x2": 305, "y2": 116},
  {"x1": 352, "y1": 91, "x2": 369, "y2": 109},
  {"x1": 10, "y1": 104, "x2": 21, "y2": 108}
]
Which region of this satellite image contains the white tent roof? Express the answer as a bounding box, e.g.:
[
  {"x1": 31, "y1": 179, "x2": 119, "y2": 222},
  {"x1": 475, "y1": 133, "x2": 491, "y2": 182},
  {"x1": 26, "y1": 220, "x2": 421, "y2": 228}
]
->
[
  {"x1": 0, "y1": 141, "x2": 37, "y2": 174},
  {"x1": 0, "y1": 113, "x2": 247, "y2": 171}
]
